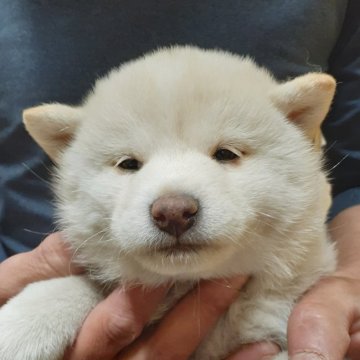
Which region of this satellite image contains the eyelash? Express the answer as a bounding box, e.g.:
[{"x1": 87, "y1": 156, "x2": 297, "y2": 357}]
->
[
  {"x1": 213, "y1": 148, "x2": 240, "y2": 162},
  {"x1": 113, "y1": 146, "x2": 244, "y2": 172},
  {"x1": 114, "y1": 157, "x2": 142, "y2": 171},
  {"x1": 213, "y1": 143, "x2": 247, "y2": 163}
]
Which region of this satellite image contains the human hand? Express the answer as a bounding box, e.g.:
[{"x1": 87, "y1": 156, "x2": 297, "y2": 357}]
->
[
  {"x1": 0, "y1": 232, "x2": 250, "y2": 360},
  {"x1": 116, "y1": 276, "x2": 249, "y2": 360},
  {"x1": 227, "y1": 205, "x2": 360, "y2": 360},
  {"x1": 285, "y1": 205, "x2": 360, "y2": 360},
  {"x1": 4, "y1": 205, "x2": 359, "y2": 360},
  {"x1": 0, "y1": 232, "x2": 82, "y2": 305}
]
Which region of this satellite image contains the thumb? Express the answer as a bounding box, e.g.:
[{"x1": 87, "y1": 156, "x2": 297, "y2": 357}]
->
[{"x1": 287, "y1": 280, "x2": 350, "y2": 360}]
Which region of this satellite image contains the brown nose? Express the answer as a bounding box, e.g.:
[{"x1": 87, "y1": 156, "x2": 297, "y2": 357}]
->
[{"x1": 151, "y1": 194, "x2": 198, "y2": 237}]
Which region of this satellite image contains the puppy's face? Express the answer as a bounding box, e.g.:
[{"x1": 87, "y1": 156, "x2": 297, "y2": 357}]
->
[{"x1": 23, "y1": 47, "x2": 335, "y2": 283}]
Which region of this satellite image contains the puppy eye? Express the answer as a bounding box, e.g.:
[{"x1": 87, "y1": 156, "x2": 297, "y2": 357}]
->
[
  {"x1": 213, "y1": 148, "x2": 239, "y2": 162},
  {"x1": 117, "y1": 158, "x2": 142, "y2": 171}
]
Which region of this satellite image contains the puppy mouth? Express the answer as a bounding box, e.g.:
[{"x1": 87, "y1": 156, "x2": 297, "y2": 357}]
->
[{"x1": 156, "y1": 243, "x2": 206, "y2": 255}]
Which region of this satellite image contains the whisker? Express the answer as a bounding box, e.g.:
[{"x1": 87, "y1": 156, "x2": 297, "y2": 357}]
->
[
  {"x1": 327, "y1": 154, "x2": 349, "y2": 172},
  {"x1": 322, "y1": 140, "x2": 337, "y2": 155},
  {"x1": 68, "y1": 228, "x2": 108, "y2": 274},
  {"x1": 22, "y1": 162, "x2": 52, "y2": 185},
  {"x1": 23, "y1": 228, "x2": 52, "y2": 236}
]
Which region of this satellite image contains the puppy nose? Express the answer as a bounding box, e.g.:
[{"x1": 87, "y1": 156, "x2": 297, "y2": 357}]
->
[{"x1": 151, "y1": 194, "x2": 198, "y2": 237}]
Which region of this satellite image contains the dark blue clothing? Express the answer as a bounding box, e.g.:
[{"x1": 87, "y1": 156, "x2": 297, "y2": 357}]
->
[
  {"x1": 0, "y1": 0, "x2": 358, "y2": 260},
  {"x1": 323, "y1": 0, "x2": 360, "y2": 219}
]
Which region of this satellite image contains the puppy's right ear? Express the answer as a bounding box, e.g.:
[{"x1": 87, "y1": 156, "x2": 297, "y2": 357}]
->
[{"x1": 23, "y1": 104, "x2": 82, "y2": 162}]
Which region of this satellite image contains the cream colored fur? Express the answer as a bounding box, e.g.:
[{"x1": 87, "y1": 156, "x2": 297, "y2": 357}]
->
[{"x1": 0, "y1": 46, "x2": 336, "y2": 360}]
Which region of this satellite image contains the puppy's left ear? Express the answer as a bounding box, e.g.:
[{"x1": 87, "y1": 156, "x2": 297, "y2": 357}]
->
[
  {"x1": 271, "y1": 73, "x2": 336, "y2": 149},
  {"x1": 23, "y1": 104, "x2": 82, "y2": 162}
]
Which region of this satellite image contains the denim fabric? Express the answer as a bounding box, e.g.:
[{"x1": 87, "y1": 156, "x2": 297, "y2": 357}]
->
[{"x1": 0, "y1": 0, "x2": 351, "y2": 259}]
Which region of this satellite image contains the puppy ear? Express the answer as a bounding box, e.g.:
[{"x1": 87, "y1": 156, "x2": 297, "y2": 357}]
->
[
  {"x1": 23, "y1": 104, "x2": 82, "y2": 162},
  {"x1": 271, "y1": 73, "x2": 336, "y2": 149}
]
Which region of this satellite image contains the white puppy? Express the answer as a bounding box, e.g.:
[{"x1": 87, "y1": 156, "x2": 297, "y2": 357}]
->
[{"x1": 0, "y1": 46, "x2": 336, "y2": 360}]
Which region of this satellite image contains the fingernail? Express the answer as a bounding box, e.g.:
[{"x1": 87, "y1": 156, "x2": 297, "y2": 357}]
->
[
  {"x1": 292, "y1": 352, "x2": 323, "y2": 360},
  {"x1": 227, "y1": 342, "x2": 280, "y2": 360},
  {"x1": 259, "y1": 343, "x2": 282, "y2": 359}
]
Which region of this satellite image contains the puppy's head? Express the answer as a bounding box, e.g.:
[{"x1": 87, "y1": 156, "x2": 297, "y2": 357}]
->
[{"x1": 23, "y1": 47, "x2": 335, "y2": 284}]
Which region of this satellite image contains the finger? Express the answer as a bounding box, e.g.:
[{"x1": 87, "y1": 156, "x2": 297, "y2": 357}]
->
[
  {"x1": 226, "y1": 342, "x2": 280, "y2": 360},
  {"x1": 347, "y1": 318, "x2": 360, "y2": 359},
  {"x1": 287, "y1": 278, "x2": 351, "y2": 360},
  {"x1": 68, "y1": 284, "x2": 169, "y2": 360},
  {"x1": 122, "y1": 276, "x2": 248, "y2": 360},
  {"x1": 0, "y1": 232, "x2": 81, "y2": 304},
  {"x1": 348, "y1": 332, "x2": 360, "y2": 360}
]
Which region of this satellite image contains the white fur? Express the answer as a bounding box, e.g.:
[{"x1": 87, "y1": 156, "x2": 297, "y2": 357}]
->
[
  {"x1": 1, "y1": 46, "x2": 337, "y2": 359},
  {"x1": 0, "y1": 276, "x2": 102, "y2": 360}
]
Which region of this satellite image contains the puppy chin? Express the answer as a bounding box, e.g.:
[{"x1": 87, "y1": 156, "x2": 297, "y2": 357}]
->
[{"x1": 133, "y1": 245, "x2": 236, "y2": 279}]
